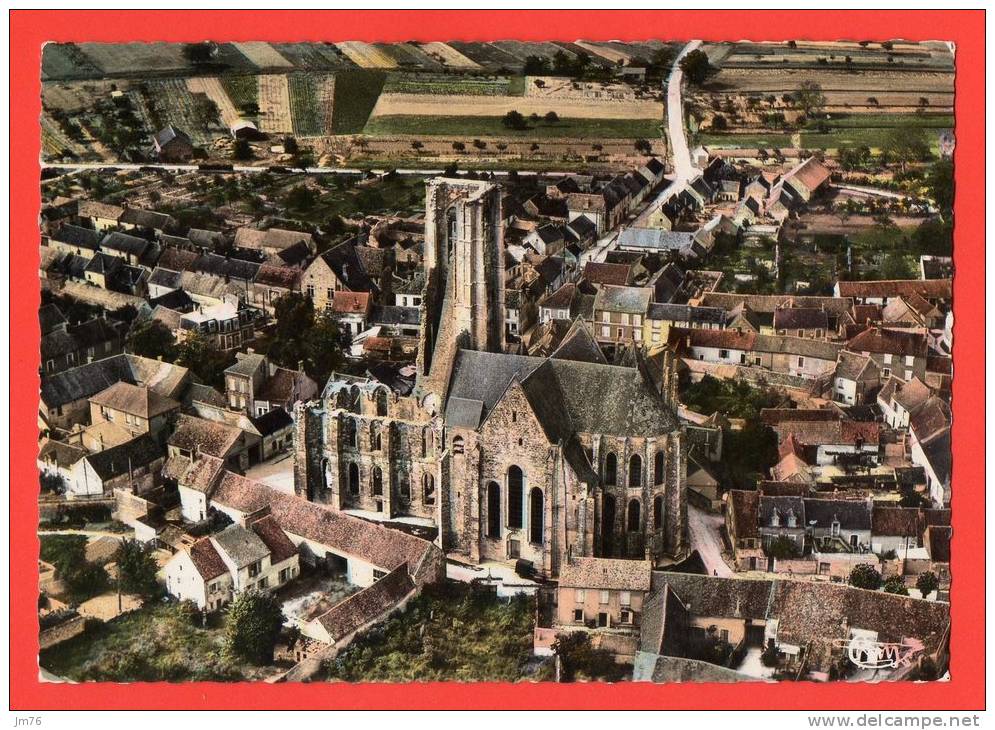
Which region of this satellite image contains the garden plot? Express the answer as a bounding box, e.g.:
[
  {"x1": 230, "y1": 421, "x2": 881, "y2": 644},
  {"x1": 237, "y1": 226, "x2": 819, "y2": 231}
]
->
[
  {"x1": 524, "y1": 76, "x2": 639, "y2": 102},
  {"x1": 78, "y1": 42, "x2": 190, "y2": 75},
  {"x1": 383, "y1": 73, "x2": 513, "y2": 96},
  {"x1": 232, "y1": 42, "x2": 294, "y2": 70},
  {"x1": 447, "y1": 41, "x2": 525, "y2": 70},
  {"x1": 186, "y1": 77, "x2": 242, "y2": 129},
  {"x1": 272, "y1": 42, "x2": 353, "y2": 70},
  {"x1": 417, "y1": 42, "x2": 481, "y2": 70},
  {"x1": 288, "y1": 74, "x2": 324, "y2": 136},
  {"x1": 219, "y1": 75, "x2": 258, "y2": 114},
  {"x1": 257, "y1": 74, "x2": 293, "y2": 134},
  {"x1": 336, "y1": 41, "x2": 398, "y2": 69},
  {"x1": 375, "y1": 42, "x2": 443, "y2": 70},
  {"x1": 369, "y1": 92, "x2": 663, "y2": 120},
  {"x1": 42, "y1": 43, "x2": 103, "y2": 81},
  {"x1": 141, "y1": 79, "x2": 219, "y2": 145}
]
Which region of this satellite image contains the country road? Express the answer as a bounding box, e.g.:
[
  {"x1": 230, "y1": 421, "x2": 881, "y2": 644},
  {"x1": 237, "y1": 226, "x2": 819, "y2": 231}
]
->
[{"x1": 634, "y1": 39, "x2": 703, "y2": 227}]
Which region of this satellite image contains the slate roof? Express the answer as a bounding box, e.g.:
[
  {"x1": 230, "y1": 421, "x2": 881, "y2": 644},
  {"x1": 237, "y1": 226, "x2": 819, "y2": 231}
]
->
[
  {"x1": 558, "y1": 557, "x2": 652, "y2": 591},
  {"x1": 40, "y1": 354, "x2": 189, "y2": 410},
  {"x1": 774, "y1": 307, "x2": 829, "y2": 332},
  {"x1": 538, "y1": 282, "x2": 577, "y2": 310},
  {"x1": 84, "y1": 434, "x2": 163, "y2": 481},
  {"x1": 157, "y1": 248, "x2": 199, "y2": 272},
  {"x1": 617, "y1": 228, "x2": 695, "y2": 252},
  {"x1": 120, "y1": 208, "x2": 172, "y2": 231},
  {"x1": 836, "y1": 351, "x2": 878, "y2": 382},
  {"x1": 753, "y1": 334, "x2": 841, "y2": 361},
  {"x1": 920, "y1": 430, "x2": 951, "y2": 485},
  {"x1": 654, "y1": 573, "x2": 774, "y2": 620},
  {"x1": 803, "y1": 497, "x2": 872, "y2": 531},
  {"x1": 759, "y1": 495, "x2": 805, "y2": 528},
  {"x1": 212, "y1": 524, "x2": 270, "y2": 568},
  {"x1": 700, "y1": 293, "x2": 852, "y2": 315},
  {"x1": 254, "y1": 264, "x2": 300, "y2": 289},
  {"x1": 52, "y1": 224, "x2": 101, "y2": 251},
  {"x1": 250, "y1": 407, "x2": 294, "y2": 437},
  {"x1": 550, "y1": 319, "x2": 608, "y2": 365},
  {"x1": 78, "y1": 200, "x2": 124, "y2": 221},
  {"x1": 153, "y1": 125, "x2": 191, "y2": 150},
  {"x1": 319, "y1": 241, "x2": 377, "y2": 293}
]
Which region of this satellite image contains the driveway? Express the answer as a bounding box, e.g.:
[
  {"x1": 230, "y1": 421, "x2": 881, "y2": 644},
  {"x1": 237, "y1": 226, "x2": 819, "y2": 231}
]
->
[{"x1": 687, "y1": 504, "x2": 732, "y2": 577}]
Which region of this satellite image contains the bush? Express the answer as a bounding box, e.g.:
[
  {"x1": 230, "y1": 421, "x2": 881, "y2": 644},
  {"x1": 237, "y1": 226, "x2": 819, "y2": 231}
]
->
[
  {"x1": 849, "y1": 564, "x2": 883, "y2": 590},
  {"x1": 552, "y1": 632, "x2": 627, "y2": 682},
  {"x1": 761, "y1": 645, "x2": 780, "y2": 668},
  {"x1": 224, "y1": 591, "x2": 284, "y2": 665},
  {"x1": 883, "y1": 576, "x2": 909, "y2": 596},
  {"x1": 916, "y1": 571, "x2": 939, "y2": 598},
  {"x1": 116, "y1": 539, "x2": 162, "y2": 599}
]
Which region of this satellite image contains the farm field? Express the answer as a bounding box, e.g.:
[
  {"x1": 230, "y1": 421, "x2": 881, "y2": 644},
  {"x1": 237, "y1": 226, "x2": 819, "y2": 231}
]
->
[
  {"x1": 231, "y1": 42, "x2": 294, "y2": 70},
  {"x1": 41, "y1": 43, "x2": 103, "y2": 81},
  {"x1": 417, "y1": 42, "x2": 481, "y2": 70},
  {"x1": 257, "y1": 74, "x2": 293, "y2": 134},
  {"x1": 383, "y1": 73, "x2": 517, "y2": 96},
  {"x1": 270, "y1": 43, "x2": 353, "y2": 70},
  {"x1": 219, "y1": 75, "x2": 258, "y2": 114},
  {"x1": 375, "y1": 43, "x2": 444, "y2": 71},
  {"x1": 187, "y1": 77, "x2": 242, "y2": 129},
  {"x1": 717, "y1": 40, "x2": 954, "y2": 71},
  {"x1": 330, "y1": 70, "x2": 387, "y2": 134},
  {"x1": 696, "y1": 132, "x2": 795, "y2": 149},
  {"x1": 336, "y1": 41, "x2": 398, "y2": 69},
  {"x1": 363, "y1": 114, "x2": 662, "y2": 139},
  {"x1": 288, "y1": 74, "x2": 326, "y2": 136},
  {"x1": 138, "y1": 79, "x2": 220, "y2": 145},
  {"x1": 78, "y1": 42, "x2": 191, "y2": 76},
  {"x1": 369, "y1": 93, "x2": 664, "y2": 120}
]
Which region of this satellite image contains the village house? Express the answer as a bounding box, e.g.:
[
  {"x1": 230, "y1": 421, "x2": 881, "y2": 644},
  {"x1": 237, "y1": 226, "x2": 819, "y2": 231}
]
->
[
  {"x1": 832, "y1": 351, "x2": 881, "y2": 406},
  {"x1": 40, "y1": 312, "x2": 125, "y2": 375},
  {"x1": 302, "y1": 240, "x2": 378, "y2": 311},
  {"x1": 88, "y1": 381, "x2": 181, "y2": 441},
  {"x1": 77, "y1": 200, "x2": 124, "y2": 232},
  {"x1": 223, "y1": 351, "x2": 318, "y2": 416},
  {"x1": 846, "y1": 326, "x2": 929, "y2": 382},
  {"x1": 331, "y1": 291, "x2": 372, "y2": 338},
  {"x1": 877, "y1": 376, "x2": 932, "y2": 429},
  {"x1": 68, "y1": 433, "x2": 165, "y2": 498},
  {"x1": 592, "y1": 285, "x2": 652, "y2": 347},
  {"x1": 163, "y1": 515, "x2": 300, "y2": 611},
  {"x1": 250, "y1": 264, "x2": 301, "y2": 315},
  {"x1": 151, "y1": 125, "x2": 194, "y2": 162},
  {"x1": 234, "y1": 227, "x2": 316, "y2": 258},
  {"x1": 177, "y1": 296, "x2": 257, "y2": 352},
  {"x1": 834, "y1": 279, "x2": 952, "y2": 308},
  {"x1": 643, "y1": 303, "x2": 726, "y2": 347}
]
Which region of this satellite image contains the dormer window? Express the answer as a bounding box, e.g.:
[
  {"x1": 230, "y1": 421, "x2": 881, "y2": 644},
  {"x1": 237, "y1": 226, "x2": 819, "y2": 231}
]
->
[
  {"x1": 831, "y1": 519, "x2": 841, "y2": 536},
  {"x1": 771, "y1": 509, "x2": 780, "y2": 527},
  {"x1": 787, "y1": 509, "x2": 797, "y2": 528}
]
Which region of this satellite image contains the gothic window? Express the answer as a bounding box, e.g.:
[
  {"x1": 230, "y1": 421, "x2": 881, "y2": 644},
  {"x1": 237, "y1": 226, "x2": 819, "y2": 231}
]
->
[
  {"x1": 529, "y1": 488, "x2": 544, "y2": 545},
  {"x1": 399, "y1": 474, "x2": 410, "y2": 499},
  {"x1": 375, "y1": 389, "x2": 389, "y2": 417},
  {"x1": 343, "y1": 419, "x2": 357, "y2": 448},
  {"x1": 422, "y1": 427, "x2": 432, "y2": 457},
  {"x1": 423, "y1": 473, "x2": 436, "y2": 505},
  {"x1": 601, "y1": 494, "x2": 617, "y2": 558},
  {"x1": 507, "y1": 465, "x2": 524, "y2": 529},
  {"x1": 486, "y1": 481, "x2": 501, "y2": 539},
  {"x1": 653, "y1": 495, "x2": 663, "y2": 530},
  {"x1": 654, "y1": 451, "x2": 664, "y2": 485},
  {"x1": 627, "y1": 500, "x2": 641, "y2": 533},
  {"x1": 628, "y1": 454, "x2": 642, "y2": 488},
  {"x1": 370, "y1": 422, "x2": 382, "y2": 451},
  {"x1": 348, "y1": 463, "x2": 360, "y2": 495},
  {"x1": 372, "y1": 466, "x2": 383, "y2": 496},
  {"x1": 452, "y1": 436, "x2": 465, "y2": 455},
  {"x1": 604, "y1": 452, "x2": 617, "y2": 485}
]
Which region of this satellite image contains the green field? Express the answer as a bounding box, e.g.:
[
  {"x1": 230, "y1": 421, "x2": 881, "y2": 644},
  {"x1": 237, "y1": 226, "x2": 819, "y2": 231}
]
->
[
  {"x1": 383, "y1": 73, "x2": 516, "y2": 96},
  {"x1": 288, "y1": 74, "x2": 323, "y2": 136},
  {"x1": 364, "y1": 115, "x2": 662, "y2": 139},
  {"x1": 696, "y1": 132, "x2": 794, "y2": 148},
  {"x1": 331, "y1": 70, "x2": 388, "y2": 134},
  {"x1": 220, "y1": 75, "x2": 258, "y2": 113}
]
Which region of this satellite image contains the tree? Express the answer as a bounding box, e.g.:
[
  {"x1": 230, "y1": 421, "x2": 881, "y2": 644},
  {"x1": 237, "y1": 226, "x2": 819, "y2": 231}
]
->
[
  {"x1": 552, "y1": 632, "x2": 627, "y2": 682},
  {"x1": 766, "y1": 536, "x2": 800, "y2": 559},
  {"x1": 926, "y1": 159, "x2": 954, "y2": 214},
  {"x1": 916, "y1": 571, "x2": 940, "y2": 598},
  {"x1": 711, "y1": 114, "x2": 728, "y2": 131},
  {"x1": 282, "y1": 136, "x2": 299, "y2": 155},
  {"x1": 183, "y1": 42, "x2": 215, "y2": 65},
  {"x1": 882, "y1": 124, "x2": 931, "y2": 173},
  {"x1": 451, "y1": 141, "x2": 466, "y2": 152},
  {"x1": 40, "y1": 535, "x2": 109, "y2": 604},
  {"x1": 116, "y1": 539, "x2": 161, "y2": 599},
  {"x1": 634, "y1": 138, "x2": 652, "y2": 155},
  {"x1": 679, "y1": 49, "x2": 715, "y2": 85},
  {"x1": 40, "y1": 471, "x2": 66, "y2": 495},
  {"x1": 304, "y1": 312, "x2": 345, "y2": 386},
  {"x1": 224, "y1": 590, "x2": 284, "y2": 665},
  {"x1": 233, "y1": 138, "x2": 253, "y2": 161},
  {"x1": 410, "y1": 140, "x2": 424, "y2": 151},
  {"x1": 175, "y1": 332, "x2": 233, "y2": 390},
  {"x1": 501, "y1": 110, "x2": 527, "y2": 130},
  {"x1": 880, "y1": 251, "x2": 914, "y2": 279},
  {"x1": 794, "y1": 81, "x2": 827, "y2": 117},
  {"x1": 883, "y1": 575, "x2": 909, "y2": 596},
  {"x1": 849, "y1": 564, "x2": 883, "y2": 590},
  {"x1": 285, "y1": 184, "x2": 317, "y2": 212},
  {"x1": 126, "y1": 319, "x2": 177, "y2": 361},
  {"x1": 544, "y1": 111, "x2": 560, "y2": 124}
]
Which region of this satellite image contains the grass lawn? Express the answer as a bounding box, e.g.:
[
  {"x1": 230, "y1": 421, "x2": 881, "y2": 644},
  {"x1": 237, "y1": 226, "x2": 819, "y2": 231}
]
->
[
  {"x1": 324, "y1": 582, "x2": 537, "y2": 682},
  {"x1": 363, "y1": 115, "x2": 663, "y2": 139},
  {"x1": 39, "y1": 602, "x2": 265, "y2": 682},
  {"x1": 696, "y1": 132, "x2": 793, "y2": 148}
]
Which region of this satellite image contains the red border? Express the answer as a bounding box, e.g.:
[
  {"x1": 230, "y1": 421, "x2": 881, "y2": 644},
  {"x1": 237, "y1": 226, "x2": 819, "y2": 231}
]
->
[{"x1": 10, "y1": 10, "x2": 985, "y2": 710}]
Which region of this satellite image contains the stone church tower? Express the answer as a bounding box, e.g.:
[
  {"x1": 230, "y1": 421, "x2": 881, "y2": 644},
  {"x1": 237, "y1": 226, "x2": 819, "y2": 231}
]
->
[{"x1": 415, "y1": 178, "x2": 505, "y2": 404}]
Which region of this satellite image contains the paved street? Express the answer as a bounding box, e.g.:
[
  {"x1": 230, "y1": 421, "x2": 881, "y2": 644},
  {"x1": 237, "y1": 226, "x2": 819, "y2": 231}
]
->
[{"x1": 687, "y1": 503, "x2": 732, "y2": 577}]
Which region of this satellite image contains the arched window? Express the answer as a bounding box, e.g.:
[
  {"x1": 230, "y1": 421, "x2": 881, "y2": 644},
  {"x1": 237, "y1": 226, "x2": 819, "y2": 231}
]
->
[
  {"x1": 375, "y1": 388, "x2": 389, "y2": 417},
  {"x1": 348, "y1": 463, "x2": 360, "y2": 495},
  {"x1": 628, "y1": 454, "x2": 642, "y2": 488},
  {"x1": 604, "y1": 452, "x2": 617, "y2": 485},
  {"x1": 343, "y1": 419, "x2": 357, "y2": 448},
  {"x1": 653, "y1": 495, "x2": 663, "y2": 530},
  {"x1": 452, "y1": 436, "x2": 465, "y2": 455},
  {"x1": 601, "y1": 494, "x2": 617, "y2": 558},
  {"x1": 372, "y1": 466, "x2": 383, "y2": 496},
  {"x1": 422, "y1": 427, "x2": 432, "y2": 457},
  {"x1": 423, "y1": 473, "x2": 435, "y2": 505},
  {"x1": 627, "y1": 499, "x2": 641, "y2": 532},
  {"x1": 320, "y1": 458, "x2": 330, "y2": 492},
  {"x1": 507, "y1": 466, "x2": 524, "y2": 529},
  {"x1": 349, "y1": 385, "x2": 361, "y2": 414},
  {"x1": 654, "y1": 451, "x2": 664, "y2": 485},
  {"x1": 529, "y1": 488, "x2": 544, "y2": 544},
  {"x1": 370, "y1": 422, "x2": 382, "y2": 451},
  {"x1": 486, "y1": 481, "x2": 501, "y2": 539}
]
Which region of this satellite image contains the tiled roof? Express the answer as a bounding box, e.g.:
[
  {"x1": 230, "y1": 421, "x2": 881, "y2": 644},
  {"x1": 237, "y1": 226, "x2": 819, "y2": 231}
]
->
[
  {"x1": 312, "y1": 564, "x2": 415, "y2": 642},
  {"x1": 558, "y1": 557, "x2": 652, "y2": 591},
  {"x1": 84, "y1": 434, "x2": 163, "y2": 481},
  {"x1": 847, "y1": 327, "x2": 927, "y2": 358},
  {"x1": 582, "y1": 261, "x2": 631, "y2": 287},
  {"x1": 211, "y1": 524, "x2": 270, "y2": 568},
  {"x1": 727, "y1": 490, "x2": 759, "y2": 539},
  {"x1": 89, "y1": 381, "x2": 179, "y2": 419},
  {"x1": 836, "y1": 279, "x2": 951, "y2": 301},
  {"x1": 168, "y1": 414, "x2": 242, "y2": 459},
  {"x1": 188, "y1": 538, "x2": 228, "y2": 581},
  {"x1": 773, "y1": 307, "x2": 829, "y2": 332}
]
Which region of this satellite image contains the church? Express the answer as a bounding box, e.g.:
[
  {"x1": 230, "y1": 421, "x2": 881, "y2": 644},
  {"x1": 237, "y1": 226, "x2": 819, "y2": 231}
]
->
[{"x1": 293, "y1": 178, "x2": 688, "y2": 578}]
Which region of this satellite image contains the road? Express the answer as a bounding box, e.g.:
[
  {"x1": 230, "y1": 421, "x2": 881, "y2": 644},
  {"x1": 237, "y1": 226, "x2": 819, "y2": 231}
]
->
[
  {"x1": 633, "y1": 39, "x2": 703, "y2": 227},
  {"x1": 687, "y1": 504, "x2": 732, "y2": 577}
]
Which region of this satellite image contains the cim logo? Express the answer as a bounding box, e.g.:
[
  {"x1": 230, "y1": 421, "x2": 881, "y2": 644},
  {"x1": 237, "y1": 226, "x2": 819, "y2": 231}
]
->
[{"x1": 834, "y1": 636, "x2": 925, "y2": 670}]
